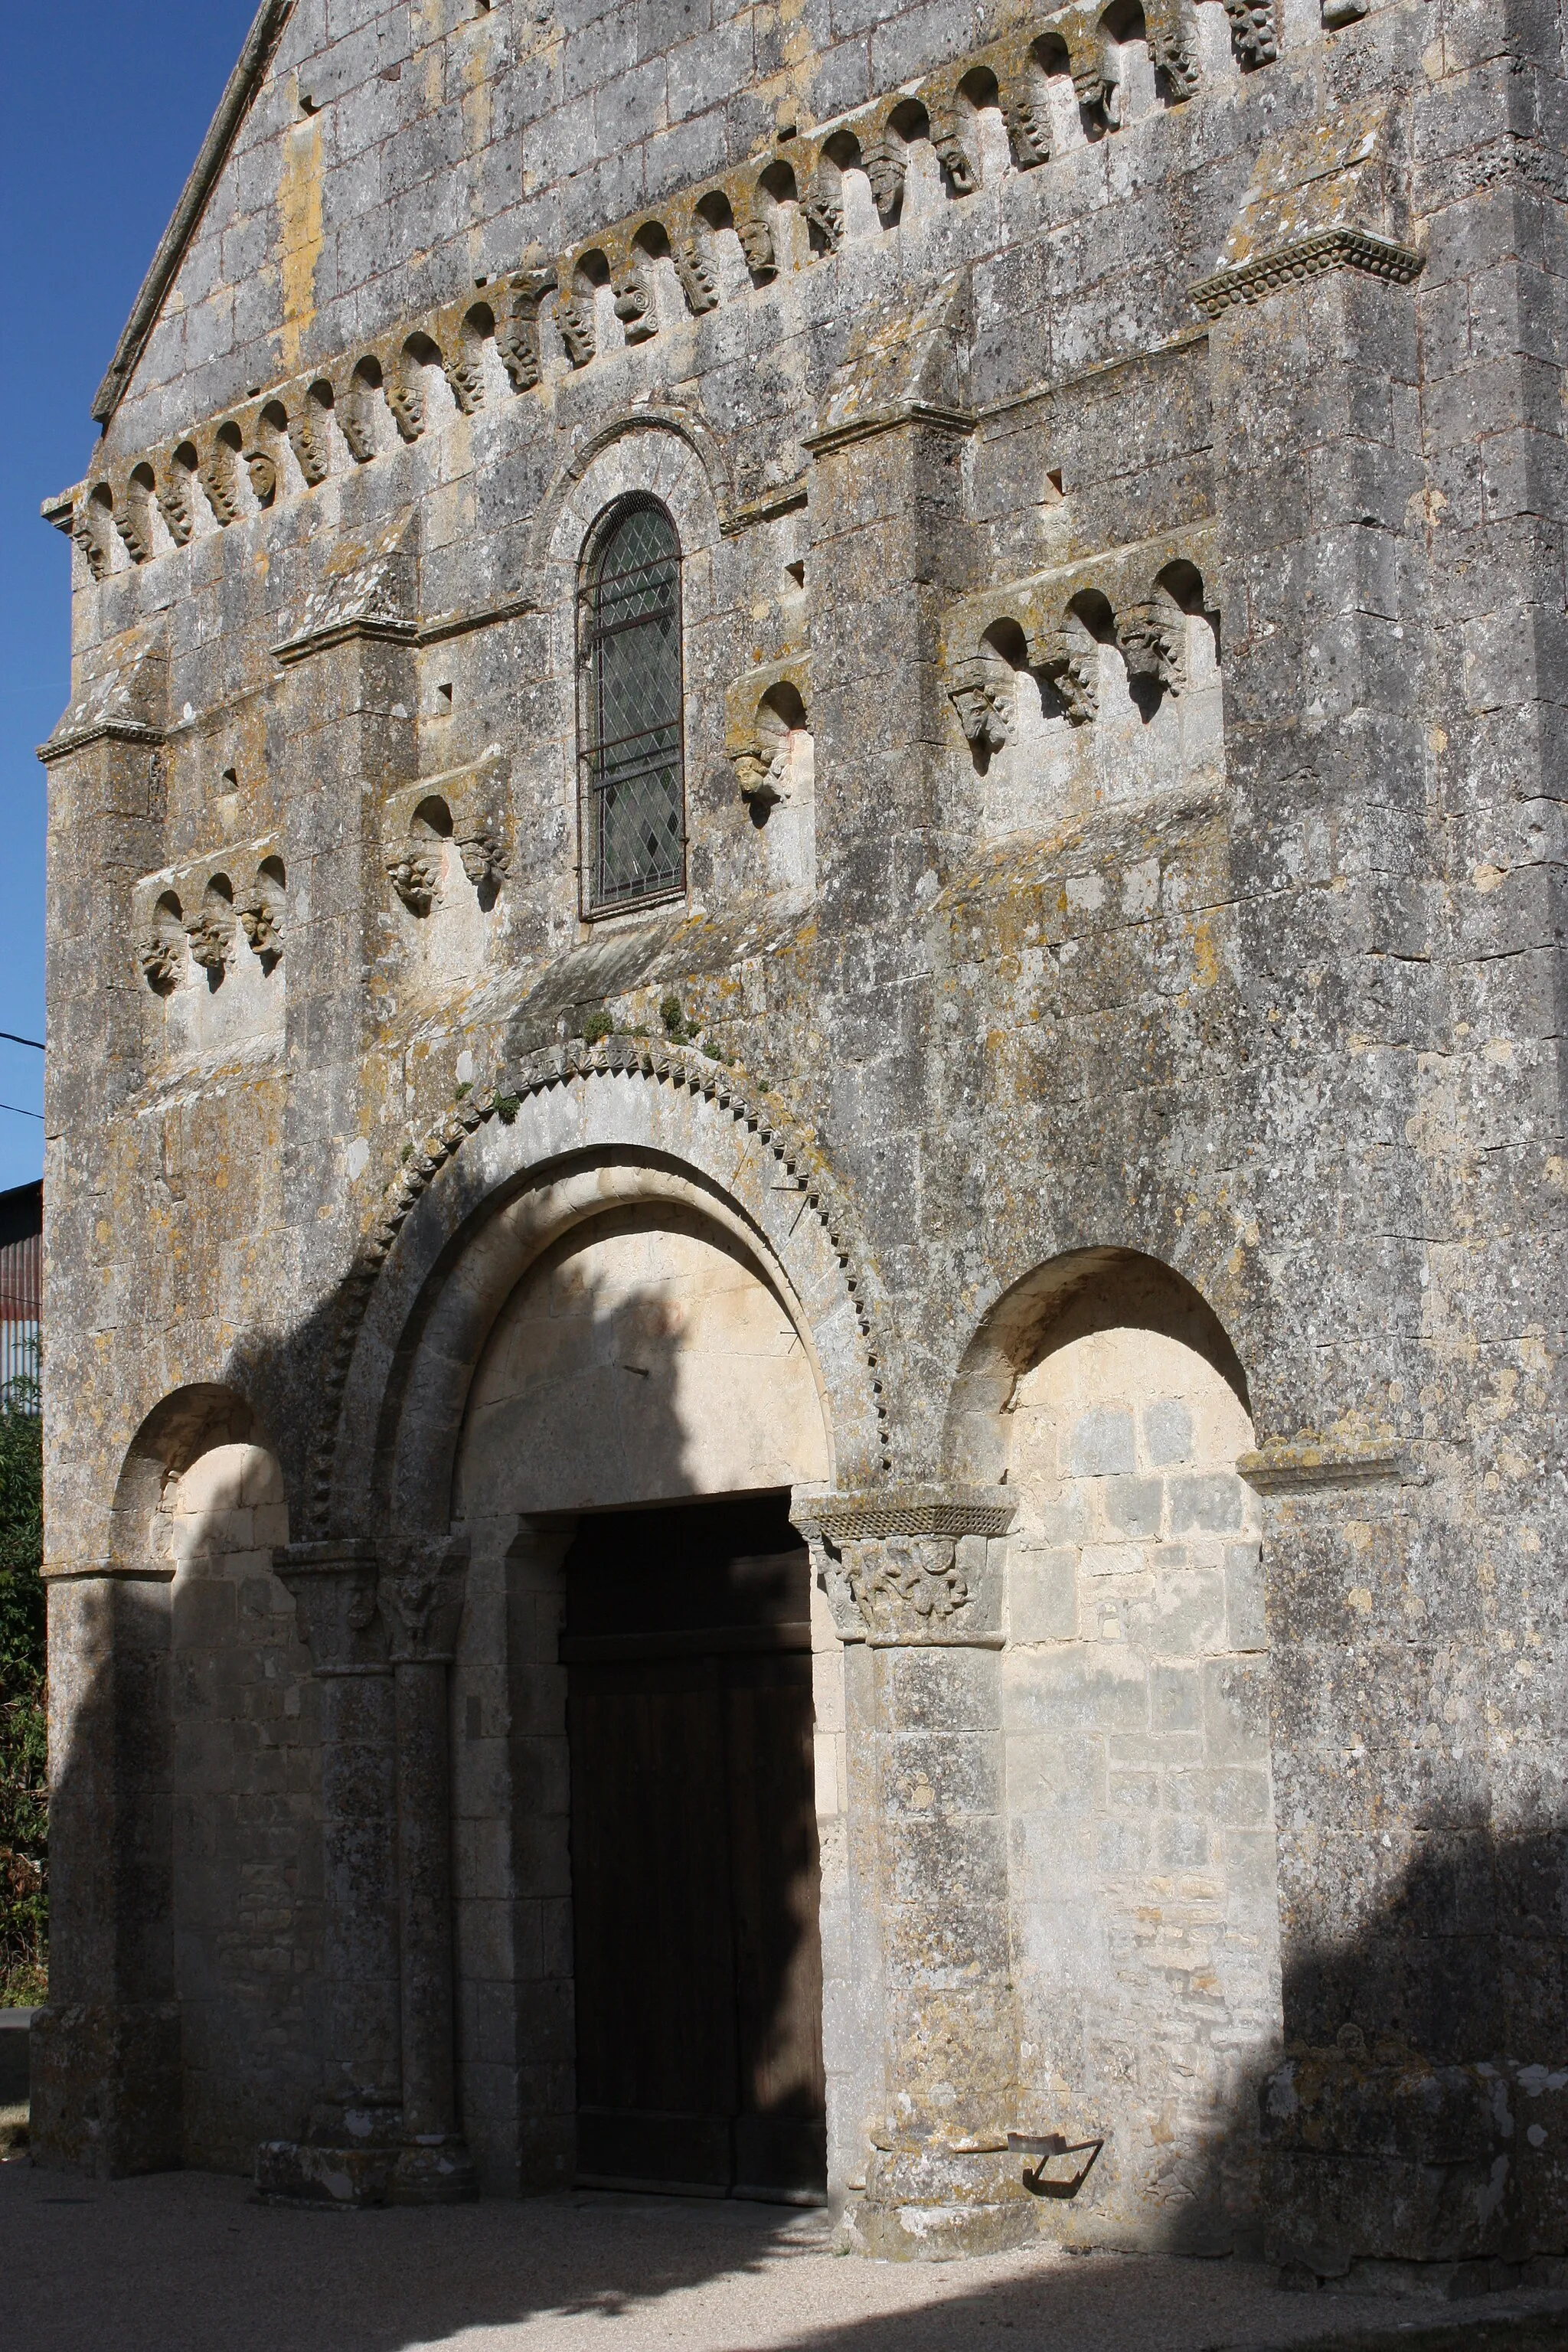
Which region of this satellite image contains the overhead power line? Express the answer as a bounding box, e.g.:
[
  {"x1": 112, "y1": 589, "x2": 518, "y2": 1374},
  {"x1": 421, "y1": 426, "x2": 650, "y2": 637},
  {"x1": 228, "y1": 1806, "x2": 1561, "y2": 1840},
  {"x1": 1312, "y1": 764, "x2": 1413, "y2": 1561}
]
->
[
  {"x1": 0, "y1": 1102, "x2": 43, "y2": 1122},
  {"x1": 0, "y1": 1033, "x2": 44, "y2": 1052}
]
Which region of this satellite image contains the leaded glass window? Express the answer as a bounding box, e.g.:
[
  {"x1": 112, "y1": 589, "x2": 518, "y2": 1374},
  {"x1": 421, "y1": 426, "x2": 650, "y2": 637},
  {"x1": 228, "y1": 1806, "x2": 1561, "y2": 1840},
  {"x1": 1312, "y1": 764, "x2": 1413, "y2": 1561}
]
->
[{"x1": 577, "y1": 498, "x2": 685, "y2": 916}]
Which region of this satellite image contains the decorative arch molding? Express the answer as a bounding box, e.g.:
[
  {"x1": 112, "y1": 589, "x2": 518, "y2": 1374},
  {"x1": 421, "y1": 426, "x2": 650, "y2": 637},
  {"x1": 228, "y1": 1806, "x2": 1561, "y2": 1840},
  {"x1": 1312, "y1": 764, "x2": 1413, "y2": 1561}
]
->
[
  {"x1": 306, "y1": 1037, "x2": 893, "y2": 1543},
  {"x1": 942, "y1": 1243, "x2": 1252, "y2": 1487},
  {"x1": 524, "y1": 405, "x2": 731, "y2": 587}
]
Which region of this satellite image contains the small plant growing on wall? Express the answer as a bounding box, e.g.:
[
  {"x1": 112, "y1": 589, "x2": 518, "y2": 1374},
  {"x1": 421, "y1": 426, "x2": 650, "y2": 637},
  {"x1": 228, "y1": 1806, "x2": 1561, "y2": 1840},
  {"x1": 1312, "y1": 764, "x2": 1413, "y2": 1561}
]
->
[
  {"x1": 0, "y1": 1375, "x2": 45, "y2": 2007},
  {"x1": 661, "y1": 995, "x2": 701, "y2": 1044}
]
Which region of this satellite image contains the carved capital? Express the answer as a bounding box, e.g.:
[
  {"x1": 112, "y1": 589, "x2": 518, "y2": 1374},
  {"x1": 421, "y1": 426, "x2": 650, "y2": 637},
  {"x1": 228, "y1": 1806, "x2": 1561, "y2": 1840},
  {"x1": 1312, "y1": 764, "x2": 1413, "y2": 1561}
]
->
[
  {"x1": 377, "y1": 1537, "x2": 469, "y2": 1665},
  {"x1": 794, "y1": 1488, "x2": 1013, "y2": 1648},
  {"x1": 275, "y1": 1540, "x2": 387, "y2": 1677}
]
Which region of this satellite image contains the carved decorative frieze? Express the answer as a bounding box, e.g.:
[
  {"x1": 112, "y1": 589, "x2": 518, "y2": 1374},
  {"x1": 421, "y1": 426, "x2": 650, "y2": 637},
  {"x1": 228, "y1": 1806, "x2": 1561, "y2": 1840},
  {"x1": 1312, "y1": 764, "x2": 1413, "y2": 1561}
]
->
[
  {"x1": 64, "y1": 13, "x2": 1312, "y2": 567},
  {"x1": 1192, "y1": 227, "x2": 1423, "y2": 314}
]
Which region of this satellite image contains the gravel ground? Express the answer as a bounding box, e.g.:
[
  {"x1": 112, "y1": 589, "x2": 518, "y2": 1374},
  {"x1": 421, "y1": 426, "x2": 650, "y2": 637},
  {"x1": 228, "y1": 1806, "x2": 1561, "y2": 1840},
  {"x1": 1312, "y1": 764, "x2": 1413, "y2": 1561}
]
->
[{"x1": 5, "y1": 2160, "x2": 1568, "y2": 2352}]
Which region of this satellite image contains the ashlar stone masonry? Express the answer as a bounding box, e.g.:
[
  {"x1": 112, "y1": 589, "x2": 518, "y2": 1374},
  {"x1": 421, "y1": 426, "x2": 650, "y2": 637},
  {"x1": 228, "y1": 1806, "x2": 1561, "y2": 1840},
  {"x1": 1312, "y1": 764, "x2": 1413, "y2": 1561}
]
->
[{"x1": 31, "y1": 0, "x2": 1568, "y2": 2288}]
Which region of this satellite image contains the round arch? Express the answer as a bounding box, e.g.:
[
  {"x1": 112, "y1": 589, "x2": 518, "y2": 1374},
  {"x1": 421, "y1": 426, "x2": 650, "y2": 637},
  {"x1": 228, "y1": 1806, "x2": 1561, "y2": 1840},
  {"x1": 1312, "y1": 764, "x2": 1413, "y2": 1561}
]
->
[
  {"x1": 312, "y1": 1040, "x2": 891, "y2": 1547},
  {"x1": 943, "y1": 1244, "x2": 1250, "y2": 1487},
  {"x1": 108, "y1": 1382, "x2": 265, "y2": 1573}
]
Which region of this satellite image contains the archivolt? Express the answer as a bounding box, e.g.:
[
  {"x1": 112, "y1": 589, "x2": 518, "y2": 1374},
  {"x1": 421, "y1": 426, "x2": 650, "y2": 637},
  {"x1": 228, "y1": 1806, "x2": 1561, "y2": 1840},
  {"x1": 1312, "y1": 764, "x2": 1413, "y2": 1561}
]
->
[{"x1": 304, "y1": 1037, "x2": 893, "y2": 1541}]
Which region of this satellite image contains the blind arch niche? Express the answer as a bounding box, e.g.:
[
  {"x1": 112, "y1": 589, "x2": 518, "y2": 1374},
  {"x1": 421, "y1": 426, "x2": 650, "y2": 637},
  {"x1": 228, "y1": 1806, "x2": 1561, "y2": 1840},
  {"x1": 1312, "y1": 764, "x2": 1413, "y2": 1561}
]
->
[{"x1": 577, "y1": 495, "x2": 686, "y2": 916}]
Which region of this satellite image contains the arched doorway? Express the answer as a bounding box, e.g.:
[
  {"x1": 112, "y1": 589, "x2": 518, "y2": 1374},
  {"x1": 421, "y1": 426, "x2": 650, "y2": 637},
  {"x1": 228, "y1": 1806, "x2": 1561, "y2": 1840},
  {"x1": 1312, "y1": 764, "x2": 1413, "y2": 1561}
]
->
[{"x1": 453, "y1": 1199, "x2": 833, "y2": 2200}]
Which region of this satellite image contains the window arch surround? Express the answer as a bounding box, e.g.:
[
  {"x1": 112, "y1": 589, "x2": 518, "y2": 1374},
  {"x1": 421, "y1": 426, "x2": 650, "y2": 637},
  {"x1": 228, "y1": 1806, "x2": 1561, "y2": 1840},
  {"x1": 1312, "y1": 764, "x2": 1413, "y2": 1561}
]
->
[{"x1": 577, "y1": 493, "x2": 687, "y2": 916}]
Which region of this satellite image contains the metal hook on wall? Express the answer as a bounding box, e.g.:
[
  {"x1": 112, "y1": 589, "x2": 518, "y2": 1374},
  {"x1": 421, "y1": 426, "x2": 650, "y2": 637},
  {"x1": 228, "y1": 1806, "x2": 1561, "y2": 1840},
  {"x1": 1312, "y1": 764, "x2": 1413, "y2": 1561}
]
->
[{"x1": 1008, "y1": 2129, "x2": 1106, "y2": 2199}]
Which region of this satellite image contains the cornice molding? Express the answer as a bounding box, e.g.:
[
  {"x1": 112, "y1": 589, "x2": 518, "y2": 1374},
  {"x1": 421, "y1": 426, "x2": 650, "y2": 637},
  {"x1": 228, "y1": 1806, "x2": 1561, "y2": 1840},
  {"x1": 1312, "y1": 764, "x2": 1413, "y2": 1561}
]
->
[
  {"x1": 37, "y1": 720, "x2": 165, "y2": 766},
  {"x1": 1192, "y1": 228, "x2": 1423, "y2": 316},
  {"x1": 792, "y1": 1485, "x2": 1016, "y2": 1542},
  {"x1": 1237, "y1": 1437, "x2": 1406, "y2": 1492}
]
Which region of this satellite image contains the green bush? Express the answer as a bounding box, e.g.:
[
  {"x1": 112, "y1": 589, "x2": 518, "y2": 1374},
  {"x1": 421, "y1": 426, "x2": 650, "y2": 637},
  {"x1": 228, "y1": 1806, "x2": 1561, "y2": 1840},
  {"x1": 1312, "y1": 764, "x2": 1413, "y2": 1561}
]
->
[{"x1": 0, "y1": 1381, "x2": 45, "y2": 2006}]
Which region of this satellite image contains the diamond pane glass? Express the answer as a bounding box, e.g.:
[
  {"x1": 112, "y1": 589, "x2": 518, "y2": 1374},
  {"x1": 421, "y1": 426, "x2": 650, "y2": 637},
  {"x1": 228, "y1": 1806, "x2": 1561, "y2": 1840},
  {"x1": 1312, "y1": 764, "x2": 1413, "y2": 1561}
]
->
[{"x1": 580, "y1": 503, "x2": 685, "y2": 912}]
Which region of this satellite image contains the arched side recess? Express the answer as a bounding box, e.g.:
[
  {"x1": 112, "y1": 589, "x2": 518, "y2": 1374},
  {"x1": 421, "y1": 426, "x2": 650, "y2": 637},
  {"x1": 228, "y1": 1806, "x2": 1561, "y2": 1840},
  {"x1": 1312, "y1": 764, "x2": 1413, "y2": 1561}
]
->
[
  {"x1": 943, "y1": 1250, "x2": 1280, "y2": 2257},
  {"x1": 312, "y1": 1040, "x2": 893, "y2": 1547},
  {"x1": 35, "y1": 1381, "x2": 279, "y2": 2178}
]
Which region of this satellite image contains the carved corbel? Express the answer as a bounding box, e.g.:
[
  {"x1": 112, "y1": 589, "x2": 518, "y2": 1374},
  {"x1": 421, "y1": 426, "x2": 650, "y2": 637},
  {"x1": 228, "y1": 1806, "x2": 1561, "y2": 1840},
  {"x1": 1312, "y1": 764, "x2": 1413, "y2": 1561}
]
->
[
  {"x1": 928, "y1": 109, "x2": 978, "y2": 194},
  {"x1": 1004, "y1": 95, "x2": 1052, "y2": 168},
  {"x1": 556, "y1": 286, "x2": 597, "y2": 369},
  {"x1": 1223, "y1": 0, "x2": 1279, "y2": 63},
  {"x1": 1146, "y1": 0, "x2": 1201, "y2": 96},
  {"x1": 612, "y1": 256, "x2": 658, "y2": 344},
  {"x1": 949, "y1": 654, "x2": 1015, "y2": 753},
  {"x1": 338, "y1": 371, "x2": 384, "y2": 462},
  {"x1": 387, "y1": 844, "x2": 441, "y2": 916},
  {"x1": 734, "y1": 730, "x2": 812, "y2": 812},
  {"x1": 244, "y1": 447, "x2": 278, "y2": 507},
  {"x1": 495, "y1": 263, "x2": 557, "y2": 390},
  {"x1": 861, "y1": 138, "x2": 906, "y2": 222},
  {"x1": 738, "y1": 198, "x2": 777, "y2": 281},
  {"x1": 1117, "y1": 586, "x2": 1187, "y2": 697},
  {"x1": 184, "y1": 893, "x2": 235, "y2": 977},
  {"x1": 443, "y1": 329, "x2": 487, "y2": 415},
  {"x1": 72, "y1": 492, "x2": 115, "y2": 581},
  {"x1": 674, "y1": 234, "x2": 721, "y2": 314},
  {"x1": 138, "y1": 926, "x2": 183, "y2": 995},
  {"x1": 238, "y1": 867, "x2": 286, "y2": 969},
  {"x1": 384, "y1": 354, "x2": 426, "y2": 443},
  {"x1": 456, "y1": 823, "x2": 509, "y2": 893},
  {"x1": 114, "y1": 474, "x2": 156, "y2": 565},
  {"x1": 199, "y1": 430, "x2": 246, "y2": 526},
  {"x1": 1036, "y1": 609, "x2": 1102, "y2": 724},
  {"x1": 1067, "y1": 29, "x2": 1116, "y2": 123},
  {"x1": 802, "y1": 165, "x2": 845, "y2": 252},
  {"x1": 288, "y1": 395, "x2": 334, "y2": 486},
  {"x1": 156, "y1": 454, "x2": 198, "y2": 547}
]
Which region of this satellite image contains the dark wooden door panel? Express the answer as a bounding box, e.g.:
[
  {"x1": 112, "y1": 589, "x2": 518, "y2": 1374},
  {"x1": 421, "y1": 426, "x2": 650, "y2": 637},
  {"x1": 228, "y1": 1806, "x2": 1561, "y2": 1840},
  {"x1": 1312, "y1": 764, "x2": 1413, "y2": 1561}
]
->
[
  {"x1": 564, "y1": 1495, "x2": 827, "y2": 2202},
  {"x1": 568, "y1": 1662, "x2": 737, "y2": 2164},
  {"x1": 727, "y1": 1658, "x2": 827, "y2": 2199}
]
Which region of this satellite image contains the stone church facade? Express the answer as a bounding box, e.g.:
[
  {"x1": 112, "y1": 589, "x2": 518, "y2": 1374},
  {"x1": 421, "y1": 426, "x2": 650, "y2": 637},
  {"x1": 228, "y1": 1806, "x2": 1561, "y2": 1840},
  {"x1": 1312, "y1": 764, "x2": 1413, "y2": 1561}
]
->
[{"x1": 31, "y1": 0, "x2": 1568, "y2": 2287}]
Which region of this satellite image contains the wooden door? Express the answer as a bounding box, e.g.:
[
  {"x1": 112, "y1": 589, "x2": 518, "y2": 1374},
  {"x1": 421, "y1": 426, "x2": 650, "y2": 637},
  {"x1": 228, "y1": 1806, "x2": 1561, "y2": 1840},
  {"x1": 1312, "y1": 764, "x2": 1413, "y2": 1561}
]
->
[{"x1": 564, "y1": 1495, "x2": 827, "y2": 2201}]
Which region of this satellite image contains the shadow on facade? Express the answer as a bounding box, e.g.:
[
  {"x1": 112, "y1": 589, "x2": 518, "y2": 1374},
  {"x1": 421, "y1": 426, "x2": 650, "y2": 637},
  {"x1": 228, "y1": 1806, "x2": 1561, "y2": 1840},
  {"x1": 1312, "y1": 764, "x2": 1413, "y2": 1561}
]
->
[{"x1": 35, "y1": 1241, "x2": 1568, "y2": 2301}]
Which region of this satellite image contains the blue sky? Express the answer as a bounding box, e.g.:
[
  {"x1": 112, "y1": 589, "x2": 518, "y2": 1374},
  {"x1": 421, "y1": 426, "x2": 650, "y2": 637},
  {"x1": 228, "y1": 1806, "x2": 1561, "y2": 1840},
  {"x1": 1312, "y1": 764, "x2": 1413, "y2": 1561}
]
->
[{"x1": 0, "y1": 3, "x2": 260, "y2": 1191}]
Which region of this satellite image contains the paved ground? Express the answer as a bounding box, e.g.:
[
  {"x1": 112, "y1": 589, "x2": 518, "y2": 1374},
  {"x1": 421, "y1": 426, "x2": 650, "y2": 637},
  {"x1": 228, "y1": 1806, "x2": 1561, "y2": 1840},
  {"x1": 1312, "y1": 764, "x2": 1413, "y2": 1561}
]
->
[{"x1": 5, "y1": 2158, "x2": 1568, "y2": 2352}]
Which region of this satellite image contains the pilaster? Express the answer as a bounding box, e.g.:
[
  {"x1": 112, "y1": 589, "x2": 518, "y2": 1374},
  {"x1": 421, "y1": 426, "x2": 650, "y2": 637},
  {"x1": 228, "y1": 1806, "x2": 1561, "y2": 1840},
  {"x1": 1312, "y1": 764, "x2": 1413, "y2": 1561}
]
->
[{"x1": 794, "y1": 1484, "x2": 1028, "y2": 2258}]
